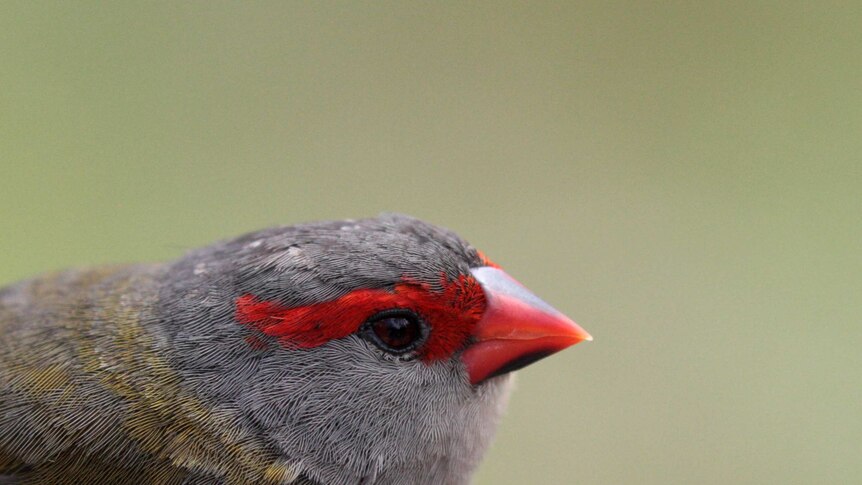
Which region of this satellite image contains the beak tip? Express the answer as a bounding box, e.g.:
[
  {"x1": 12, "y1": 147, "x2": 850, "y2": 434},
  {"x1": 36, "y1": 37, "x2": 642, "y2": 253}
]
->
[{"x1": 566, "y1": 319, "x2": 592, "y2": 343}]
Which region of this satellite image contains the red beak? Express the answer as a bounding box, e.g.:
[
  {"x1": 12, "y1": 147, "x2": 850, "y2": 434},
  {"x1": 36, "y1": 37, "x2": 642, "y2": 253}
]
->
[{"x1": 462, "y1": 267, "x2": 592, "y2": 385}]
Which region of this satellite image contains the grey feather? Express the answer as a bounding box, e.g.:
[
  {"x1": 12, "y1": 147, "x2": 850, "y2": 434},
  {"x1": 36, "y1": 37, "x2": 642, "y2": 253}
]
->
[{"x1": 0, "y1": 214, "x2": 513, "y2": 484}]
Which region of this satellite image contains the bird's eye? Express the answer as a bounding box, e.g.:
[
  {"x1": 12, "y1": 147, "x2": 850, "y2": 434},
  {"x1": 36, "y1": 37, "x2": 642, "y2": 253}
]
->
[{"x1": 363, "y1": 310, "x2": 426, "y2": 354}]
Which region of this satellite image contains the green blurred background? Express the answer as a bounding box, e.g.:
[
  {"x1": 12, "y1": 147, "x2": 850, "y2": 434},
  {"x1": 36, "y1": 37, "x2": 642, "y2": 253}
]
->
[{"x1": 1, "y1": 2, "x2": 859, "y2": 483}]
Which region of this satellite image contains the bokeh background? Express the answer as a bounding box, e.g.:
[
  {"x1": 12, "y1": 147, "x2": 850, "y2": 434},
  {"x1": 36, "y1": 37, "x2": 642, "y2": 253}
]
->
[{"x1": 1, "y1": 2, "x2": 860, "y2": 484}]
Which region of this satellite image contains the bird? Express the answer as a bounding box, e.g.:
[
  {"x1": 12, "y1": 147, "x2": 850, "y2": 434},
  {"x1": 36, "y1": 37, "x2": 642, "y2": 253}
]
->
[{"x1": 0, "y1": 214, "x2": 591, "y2": 485}]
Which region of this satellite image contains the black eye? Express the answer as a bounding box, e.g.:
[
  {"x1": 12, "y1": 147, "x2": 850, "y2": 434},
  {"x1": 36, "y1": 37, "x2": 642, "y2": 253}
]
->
[{"x1": 364, "y1": 310, "x2": 426, "y2": 354}]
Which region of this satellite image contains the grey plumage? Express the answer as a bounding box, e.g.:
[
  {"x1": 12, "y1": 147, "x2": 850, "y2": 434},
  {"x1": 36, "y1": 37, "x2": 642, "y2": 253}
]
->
[{"x1": 0, "y1": 214, "x2": 514, "y2": 484}]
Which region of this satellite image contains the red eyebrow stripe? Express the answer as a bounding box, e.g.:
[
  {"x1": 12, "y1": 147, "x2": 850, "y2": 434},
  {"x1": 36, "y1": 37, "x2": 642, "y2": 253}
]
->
[
  {"x1": 476, "y1": 250, "x2": 500, "y2": 269},
  {"x1": 235, "y1": 275, "x2": 487, "y2": 361},
  {"x1": 236, "y1": 287, "x2": 417, "y2": 350}
]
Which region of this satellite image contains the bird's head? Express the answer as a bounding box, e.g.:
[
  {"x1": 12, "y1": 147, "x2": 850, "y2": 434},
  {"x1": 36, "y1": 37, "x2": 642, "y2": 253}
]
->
[{"x1": 159, "y1": 214, "x2": 590, "y2": 484}]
